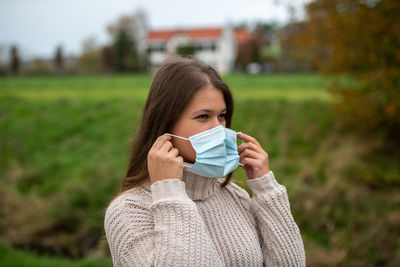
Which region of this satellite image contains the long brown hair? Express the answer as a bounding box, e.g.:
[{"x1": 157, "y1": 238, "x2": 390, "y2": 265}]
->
[{"x1": 121, "y1": 56, "x2": 234, "y2": 192}]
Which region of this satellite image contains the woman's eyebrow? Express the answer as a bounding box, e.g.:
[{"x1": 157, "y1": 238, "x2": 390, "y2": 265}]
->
[{"x1": 192, "y1": 108, "x2": 226, "y2": 115}]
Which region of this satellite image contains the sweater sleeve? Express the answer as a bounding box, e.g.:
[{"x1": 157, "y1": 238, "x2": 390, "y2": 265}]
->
[
  {"x1": 247, "y1": 170, "x2": 306, "y2": 267},
  {"x1": 104, "y1": 178, "x2": 223, "y2": 267}
]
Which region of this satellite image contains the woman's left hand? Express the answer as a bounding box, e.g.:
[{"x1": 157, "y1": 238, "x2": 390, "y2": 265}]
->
[{"x1": 237, "y1": 133, "x2": 270, "y2": 179}]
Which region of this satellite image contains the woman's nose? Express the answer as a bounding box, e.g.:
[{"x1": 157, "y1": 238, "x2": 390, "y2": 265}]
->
[{"x1": 210, "y1": 116, "x2": 223, "y2": 128}]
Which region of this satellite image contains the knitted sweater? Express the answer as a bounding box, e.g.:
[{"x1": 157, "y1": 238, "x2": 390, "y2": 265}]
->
[{"x1": 104, "y1": 168, "x2": 306, "y2": 266}]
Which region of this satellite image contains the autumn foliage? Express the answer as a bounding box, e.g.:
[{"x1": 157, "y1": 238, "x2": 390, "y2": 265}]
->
[{"x1": 285, "y1": 0, "x2": 400, "y2": 148}]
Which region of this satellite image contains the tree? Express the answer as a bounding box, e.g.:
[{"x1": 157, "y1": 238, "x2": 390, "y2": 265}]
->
[
  {"x1": 27, "y1": 58, "x2": 52, "y2": 75},
  {"x1": 10, "y1": 45, "x2": 20, "y2": 75},
  {"x1": 53, "y1": 45, "x2": 64, "y2": 74},
  {"x1": 78, "y1": 38, "x2": 102, "y2": 74},
  {"x1": 278, "y1": 21, "x2": 317, "y2": 72},
  {"x1": 106, "y1": 9, "x2": 148, "y2": 72},
  {"x1": 0, "y1": 45, "x2": 6, "y2": 75},
  {"x1": 114, "y1": 28, "x2": 136, "y2": 72},
  {"x1": 290, "y1": 0, "x2": 400, "y2": 148},
  {"x1": 257, "y1": 22, "x2": 278, "y2": 47},
  {"x1": 101, "y1": 45, "x2": 114, "y2": 73},
  {"x1": 235, "y1": 27, "x2": 263, "y2": 70},
  {"x1": 176, "y1": 44, "x2": 195, "y2": 57}
]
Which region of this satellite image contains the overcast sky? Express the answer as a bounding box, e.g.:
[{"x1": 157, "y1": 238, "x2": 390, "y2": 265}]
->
[{"x1": 0, "y1": 0, "x2": 310, "y2": 60}]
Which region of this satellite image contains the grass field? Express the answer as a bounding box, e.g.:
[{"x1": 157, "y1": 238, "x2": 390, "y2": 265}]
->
[
  {"x1": 1, "y1": 74, "x2": 399, "y2": 266},
  {"x1": 0, "y1": 74, "x2": 330, "y2": 101}
]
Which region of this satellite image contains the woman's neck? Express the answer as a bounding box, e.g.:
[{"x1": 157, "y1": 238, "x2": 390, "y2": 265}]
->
[{"x1": 182, "y1": 168, "x2": 219, "y2": 201}]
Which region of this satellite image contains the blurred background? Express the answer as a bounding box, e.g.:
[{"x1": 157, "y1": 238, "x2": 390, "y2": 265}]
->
[{"x1": 0, "y1": 0, "x2": 399, "y2": 266}]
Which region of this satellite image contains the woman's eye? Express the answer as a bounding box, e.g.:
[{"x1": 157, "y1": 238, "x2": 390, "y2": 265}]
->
[
  {"x1": 197, "y1": 114, "x2": 208, "y2": 120},
  {"x1": 218, "y1": 114, "x2": 226, "y2": 120}
]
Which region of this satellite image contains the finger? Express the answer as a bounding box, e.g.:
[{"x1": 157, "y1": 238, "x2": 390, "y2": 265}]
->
[
  {"x1": 239, "y1": 149, "x2": 260, "y2": 162},
  {"x1": 240, "y1": 157, "x2": 260, "y2": 168},
  {"x1": 152, "y1": 134, "x2": 172, "y2": 150},
  {"x1": 177, "y1": 156, "x2": 184, "y2": 165},
  {"x1": 238, "y1": 142, "x2": 263, "y2": 154},
  {"x1": 169, "y1": 147, "x2": 179, "y2": 157},
  {"x1": 160, "y1": 140, "x2": 173, "y2": 153},
  {"x1": 237, "y1": 132, "x2": 260, "y2": 146},
  {"x1": 238, "y1": 142, "x2": 252, "y2": 154}
]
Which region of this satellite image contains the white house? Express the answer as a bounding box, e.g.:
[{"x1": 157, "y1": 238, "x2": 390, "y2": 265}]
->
[{"x1": 144, "y1": 25, "x2": 250, "y2": 74}]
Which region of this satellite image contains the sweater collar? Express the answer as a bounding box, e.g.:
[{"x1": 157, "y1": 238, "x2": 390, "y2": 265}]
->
[{"x1": 182, "y1": 167, "x2": 220, "y2": 201}]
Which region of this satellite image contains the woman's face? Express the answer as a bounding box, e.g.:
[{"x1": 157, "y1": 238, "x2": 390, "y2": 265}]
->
[{"x1": 171, "y1": 85, "x2": 227, "y2": 163}]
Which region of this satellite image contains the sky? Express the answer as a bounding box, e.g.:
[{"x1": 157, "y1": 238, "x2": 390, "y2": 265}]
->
[{"x1": 0, "y1": 0, "x2": 310, "y2": 60}]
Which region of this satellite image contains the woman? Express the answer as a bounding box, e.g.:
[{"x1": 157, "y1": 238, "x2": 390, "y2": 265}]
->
[{"x1": 104, "y1": 56, "x2": 306, "y2": 266}]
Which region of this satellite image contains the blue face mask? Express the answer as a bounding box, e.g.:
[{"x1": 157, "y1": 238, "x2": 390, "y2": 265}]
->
[{"x1": 166, "y1": 125, "x2": 242, "y2": 178}]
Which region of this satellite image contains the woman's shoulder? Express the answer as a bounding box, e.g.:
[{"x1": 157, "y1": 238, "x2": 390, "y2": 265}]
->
[
  {"x1": 105, "y1": 182, "x2": 152, "y2": 220},
  {"x1": 104, "y1": 182, "x2": 154, "y2": 250}
]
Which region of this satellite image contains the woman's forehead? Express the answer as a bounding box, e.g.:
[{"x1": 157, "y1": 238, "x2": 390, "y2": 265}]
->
[{"x1": 187, "y1": 86, "x2": 226, "y2": 109}]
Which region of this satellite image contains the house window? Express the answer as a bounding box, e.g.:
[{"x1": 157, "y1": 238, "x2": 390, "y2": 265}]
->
[
  {"x1": 193, "y1": 42, "x2": 217, "y2": 52},
  {"x1": 210, "y1": 42, "x2": 216, "y2": 51},
  {"x1": 148, "y1": 43, "x2": 166, "y2": 53},
  {"x1": 194, "y1": 43, "x2": 202, "y2": 52}
]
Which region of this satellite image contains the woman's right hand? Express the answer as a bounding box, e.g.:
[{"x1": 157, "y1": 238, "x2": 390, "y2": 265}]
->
[{"x1": 147, "y1": 134, "x2": 184, "y2": 184}]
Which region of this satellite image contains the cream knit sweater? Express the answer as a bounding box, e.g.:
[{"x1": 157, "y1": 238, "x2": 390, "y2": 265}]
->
[{"x1": 104, "y1": 168, "x2": 306, "y2": 266}]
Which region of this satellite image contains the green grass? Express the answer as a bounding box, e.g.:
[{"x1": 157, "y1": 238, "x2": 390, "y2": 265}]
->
[
  {"x1": 1, "y1": 73, "x2": 399, "y2": 266},
  {"x1": 0, "y1": 74, "x2": 330, "y2": 101},
  {"x1": 0, "y1": 243, "x2": 111, "y2": 267}
]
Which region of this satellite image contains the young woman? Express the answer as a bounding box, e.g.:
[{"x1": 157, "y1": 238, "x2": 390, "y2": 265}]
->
[{"x1": 104, "y1": 57, "x2": 306, "y2": 266}]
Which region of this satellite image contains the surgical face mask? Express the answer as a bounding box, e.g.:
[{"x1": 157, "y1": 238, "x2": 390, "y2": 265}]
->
[{"x1": 165, "y1": 125, "x2": 242, "y2": 178}]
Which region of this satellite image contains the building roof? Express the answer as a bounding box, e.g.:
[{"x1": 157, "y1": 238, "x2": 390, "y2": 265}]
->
[
  {"x1": 146, "y1": 28, "x2": 222, "y2": 41},
  {"x1": 146, "y1": 27, "x2": 251, "y2": 44}
]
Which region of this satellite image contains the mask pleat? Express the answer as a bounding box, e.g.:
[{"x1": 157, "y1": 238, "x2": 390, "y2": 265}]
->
[{"x1": 179, "y1": 125, "x2": 240, "y2": 178}]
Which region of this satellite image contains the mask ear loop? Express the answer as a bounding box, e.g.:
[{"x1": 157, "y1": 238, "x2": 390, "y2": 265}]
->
[
  {"x1": 164, "y1": 133, "x2": 193, "y2": 168},
  {"x1": 164, "y1": 133, "x2": 190, "y2": 140},
  {"x1": 236, "y1": 132, "x2": 244, "y2": 167}
]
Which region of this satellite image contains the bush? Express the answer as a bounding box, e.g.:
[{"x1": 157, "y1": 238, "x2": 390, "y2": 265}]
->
[{"x1": 284, "y1": 0, "x2": 400, "y2": 155}]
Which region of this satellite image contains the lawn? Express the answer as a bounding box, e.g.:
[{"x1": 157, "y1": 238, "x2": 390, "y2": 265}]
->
[{"x1": 1, "y1": 73, "x2": 398, "y2": 266}]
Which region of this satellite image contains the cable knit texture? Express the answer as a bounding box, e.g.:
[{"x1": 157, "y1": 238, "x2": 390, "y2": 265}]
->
[{"x1": 104, "y1": 168, "x2": 306, "y2": 266}]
